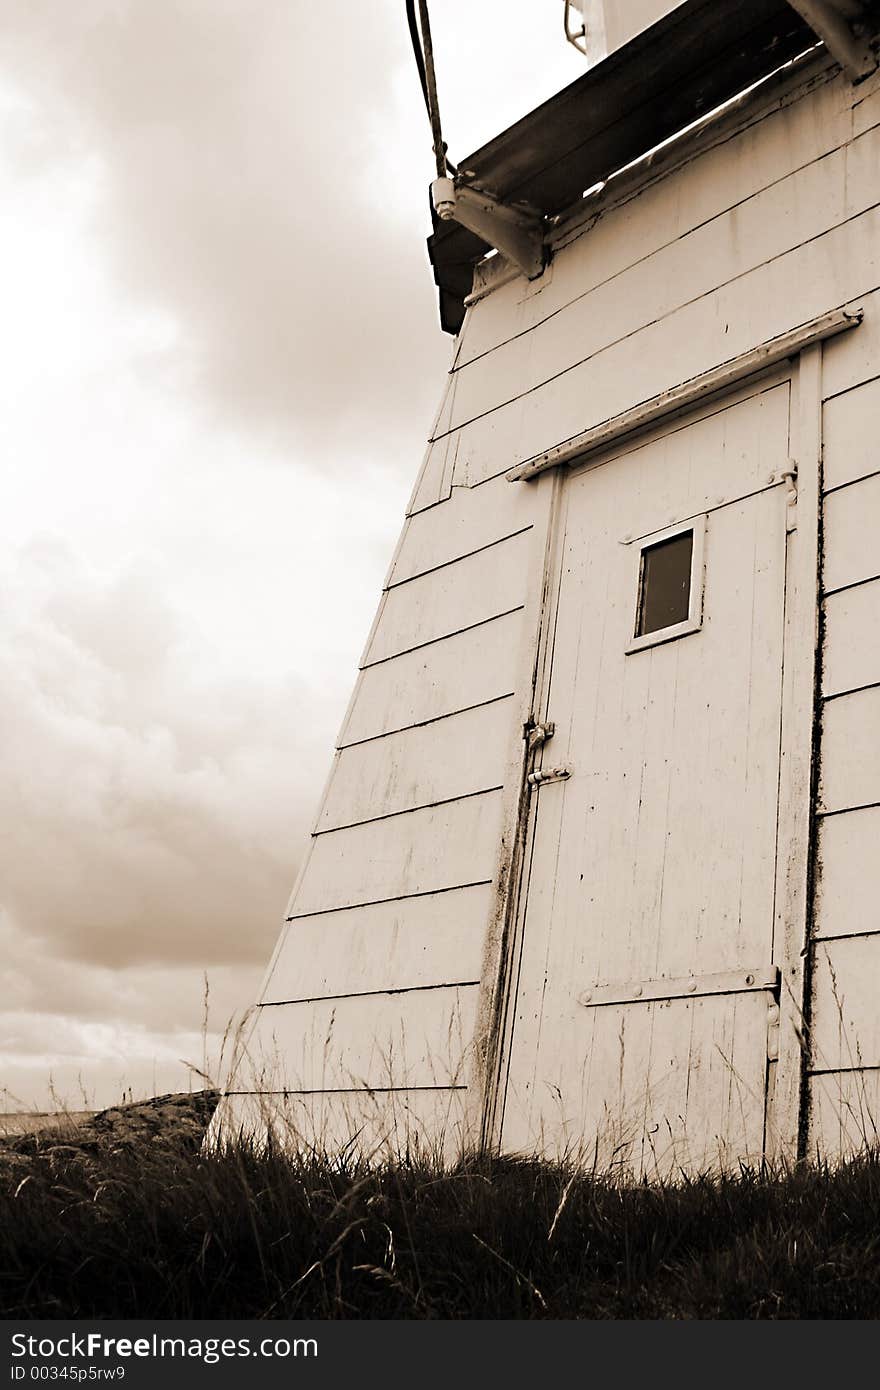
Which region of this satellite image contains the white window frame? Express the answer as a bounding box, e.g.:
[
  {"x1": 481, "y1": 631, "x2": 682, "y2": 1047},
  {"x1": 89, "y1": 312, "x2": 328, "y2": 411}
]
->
[{"x1": 626, "y1": 513, "x2": 707, "y2": 654}]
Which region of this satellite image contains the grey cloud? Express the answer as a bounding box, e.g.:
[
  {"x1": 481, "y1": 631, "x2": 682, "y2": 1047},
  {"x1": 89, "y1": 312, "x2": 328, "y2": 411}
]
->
[
  {"x1": 0, "y1": 1, "x2": 448, "y2": 459},
  {"x1": 0, "y1": 540, "x2": 335, "y2": 970}
]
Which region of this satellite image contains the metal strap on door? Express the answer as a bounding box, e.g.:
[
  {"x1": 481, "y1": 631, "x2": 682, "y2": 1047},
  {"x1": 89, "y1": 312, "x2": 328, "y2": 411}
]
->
[
  {"x1": 578, "y1": 965, "x2": 780, "y2": 1008},
  {"x1": 578, "y1": 966, "x2": 782, "y2": 1060}
]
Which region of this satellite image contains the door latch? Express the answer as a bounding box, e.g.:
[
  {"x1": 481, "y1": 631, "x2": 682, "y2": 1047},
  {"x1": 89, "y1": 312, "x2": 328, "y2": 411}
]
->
[
  {"x1": 525, "y1": 720, "x2": 555, "y2": 753},
  {"x1": 527, "y1": 765, "x2": 572, "y2": 787},
  {"x1": 781, "y1": 460, "x2": 798, "y2": 532}
]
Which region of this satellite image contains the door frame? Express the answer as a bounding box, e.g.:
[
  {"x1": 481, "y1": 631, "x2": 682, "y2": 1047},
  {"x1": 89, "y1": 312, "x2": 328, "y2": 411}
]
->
[{"x1": 477, "y1": 320, "x2": 852, "y2": 1162}]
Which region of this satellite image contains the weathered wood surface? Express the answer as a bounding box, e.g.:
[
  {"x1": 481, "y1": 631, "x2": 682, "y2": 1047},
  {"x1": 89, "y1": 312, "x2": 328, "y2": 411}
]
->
[
  {"x1": 823, "y1": 285, "x2": 880, "y2": 399},
  {"x1": 502, "y1": 991, "x2": 771, "y2": 1175},
  {"x1": 292, "y1": 791, "x2": 504, "y2": 919},
  {"x1": 822, "y1": 581, "x2": 880, "y2": 697},
  {"x1": 811, "y1": 937, "x2": 880, "y2": 1073},
  {"x1": 818, "y1": 687, "x2": 880, "y2": 814},
  {"x1": 808, "y1": 1070, "x2": 880, "y2": 1157},
  {"x1": 460, "y1": 66, "x2": 851, "y2": 366},
  {"x1": 392, "y1": 472, "x2": 535, "y2": 584},
  {"x1": 218, "y1": 1085, "x2": 473, "y2": 1160},
  {"x1": 449, "y1": 208, "x2": 878, "y2": 487},
  {"x1": 339, "y1": 611, "x2": 524, "y2": 746},
  {"x1": 815, "y1": 808, "x2": 880, "y2": 940},
  {"x1": 823, "y1": 372, "x2": 880, "y2": 494},
  {"x1": 242, "y1": 985, "x2": 479, "y2": 1092},
  {"x1": 500, "y1": 382, "x2": 789, "y2": 1165},
  {"x1": 450, "y1": 136, "x2": 861, "y2": 429},
  {"x1": 766, "y1": 344, "x2": 822, "y2": 1163},
  {"x1": 823, "y1": 472, "x2": 880, "y2": 594},
  {"x1": 263, "y1": 885, "x2": 492, "y2": 1003},
  {"x1": 318, "y1": 700, "x2": 510, "y2": 832},
  {"x1": 363, "y1": 529, "x2": 532, "y2": 665}
]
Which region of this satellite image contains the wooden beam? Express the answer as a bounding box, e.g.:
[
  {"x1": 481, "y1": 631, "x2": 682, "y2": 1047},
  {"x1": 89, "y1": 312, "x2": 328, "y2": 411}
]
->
[
  {"x1": 507, "y1": 307, "x2": 863, "y2": 482},
  {"x1": 785, "y1": 0, "x2": 878, "y2": 80}
]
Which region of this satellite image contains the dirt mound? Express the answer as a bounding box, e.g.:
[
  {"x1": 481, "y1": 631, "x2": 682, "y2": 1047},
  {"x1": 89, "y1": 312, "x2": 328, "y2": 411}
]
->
[{"x1": 0, "y1": 1090, "x2": 219, "y2": 1166}]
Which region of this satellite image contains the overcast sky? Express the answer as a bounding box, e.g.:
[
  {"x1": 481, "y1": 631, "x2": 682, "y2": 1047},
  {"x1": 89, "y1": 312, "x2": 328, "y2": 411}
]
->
[{"x1": 0, "y1": 2, "x2": 582, "y2": 1112}]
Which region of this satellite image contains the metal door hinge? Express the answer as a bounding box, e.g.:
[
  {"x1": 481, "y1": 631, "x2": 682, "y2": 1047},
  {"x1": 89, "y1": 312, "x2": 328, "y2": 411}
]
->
[
  {"x1": 527, "y1": 765, "x2": 572, "y2": 788},
  {"x1": 525, "y1": 720, "x2": 555, "y2": 753}
]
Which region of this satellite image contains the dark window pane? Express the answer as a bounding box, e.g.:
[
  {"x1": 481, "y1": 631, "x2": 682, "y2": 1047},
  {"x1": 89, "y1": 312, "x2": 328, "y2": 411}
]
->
[{"x1": 637, "y1": 530, "x2": 693, "y2": 636}]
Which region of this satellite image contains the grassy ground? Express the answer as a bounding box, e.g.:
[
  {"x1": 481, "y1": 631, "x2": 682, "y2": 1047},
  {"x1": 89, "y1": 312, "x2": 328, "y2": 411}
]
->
[{"x1": 2, "y1": 1092, "x2": 879, "y2": 1319}]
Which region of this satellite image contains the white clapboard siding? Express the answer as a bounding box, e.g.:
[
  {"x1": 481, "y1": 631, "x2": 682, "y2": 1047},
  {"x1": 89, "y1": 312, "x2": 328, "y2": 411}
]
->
[
  {"x1": 317, "y1": 700, "x2": 512, "y2": 832},
  {"x1": 339, "y1": 610, "x2": 524, "y2": 746},
  {"x1": 823, "y1": 378, "x2": 880, "y2": 493},
  {"x1": 458, "y1": 67, "x2": 852, "y2": 368},
  {"x1": 363, "y1": 528, "x2": 533, "y2": 664},
  {"x1": 818, "y1": 687, "x2": 880, "y2": 814},
  {"x1": 808, "y1": 1070, "x2": 880, "y2": 1158},
  {"x1": 853, "y1": 64, "x2": 880, "y2": 135},
  {"x1": 815, "y1": 808, "x2": 880, "y2": 940},
  {"x1": 291, "y1": 790, "x2": 504, "y2": 918},
  {"x1": 408, "y1": 432, "x2": 456, "y2": 514},
  {"x1": 262, "y1": 884, "x2": 493, "y2": 1002},
  {"x1": 811, "y1": 937, "x2": 880, "y2": 1073},
  {"x1": 823, "y1": 286, "x2": 880, "y2": 399},
  {"x1": 390, "y1": 473, "x2": 536, "y2": 585},
  {"x1": 240, "y1": 985, "x2": 479, "y2": 1092},
  {"x1": 822, "y1": 580, "x2": 880, "y2": 698},
  {"x1": 824, "y1": 469, "x2": 880, "y2": 595},
  {"x1": 448, "y1": 139, "x2": 855, "y2": 431},
  {"x1": 451, "y1": 210, "x2": 880, "y2": 487},
  {"x1": 214, "y1": 1085, "x2": 473, "y2": 1161}
]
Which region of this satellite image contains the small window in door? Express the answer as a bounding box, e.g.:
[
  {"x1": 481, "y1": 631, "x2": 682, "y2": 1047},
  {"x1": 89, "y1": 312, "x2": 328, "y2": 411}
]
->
[{"x1": 627, "y1": 516, "x2": 706, "y2": 653}]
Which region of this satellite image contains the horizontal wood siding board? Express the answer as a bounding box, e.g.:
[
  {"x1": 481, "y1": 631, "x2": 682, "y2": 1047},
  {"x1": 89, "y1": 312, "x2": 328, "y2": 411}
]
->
[
  {"x1": 823, "y1": 472, "x2": 880, "y2": 594},
  {"x1": 291, "y1": 790, "x2": 505, "y2": 918},
  {"x1": 818, "y1": 687, "x2": 880, "y2": 815},
  {"x1": 822, "y1": 580, "x2": 880, "y2": 699},
  {"x1": 339, "y1": 610, "x2": 525, "y2": 746},
  {"x1": 810, "y1": 937, "x2": 880, "y2": 1073},
  {"x1": 240, "y1": 985, "x2": 480, "y2": 1092},
  {"x1": 261, "y1": 884, "x2": 493, "y2": 1002},
  {"x1": 823, "y1": 378, "x2": 880, "y2": 493},
  {"x1": 452, "y1": 212, "x2": 880, "y2": 487},
  {"x1": 815, "y1": 808, "x2": 880, "y2": 941},
  {"x1": 318, "y1": 700, "x2": 513, "y2": 832},
  {"x1": 215, "y1": 1087, "x2": 473, "y2": 1160},
  {"x1": 823, "y1": 286, "x2": 880, "y2": 400},
  {"x1": 364, "y1": 529, "x2": 533, "y2": 665},
  {"x1": 338, "y1": 692, "x2": 515, "y2": 751},
  {"x1": 808, "y1": 1070, "x2": 880, "y2": 1157},
  {"x1": 448, "y1": 132, "x2": 862, "y2": 431},
  {"x1": 390, "y1": 474, "x2": 537, "y2": 584}
]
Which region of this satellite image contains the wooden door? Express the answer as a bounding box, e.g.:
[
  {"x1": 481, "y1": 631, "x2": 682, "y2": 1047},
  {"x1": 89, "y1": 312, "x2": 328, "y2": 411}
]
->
[{"x1": 500, "y1": 380, "x2": 793, "y2": 1174}]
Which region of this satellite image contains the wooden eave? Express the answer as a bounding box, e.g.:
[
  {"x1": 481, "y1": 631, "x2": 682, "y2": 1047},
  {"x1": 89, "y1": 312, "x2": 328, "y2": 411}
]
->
[{"x1": 428, "y1": 0, "x2": 819, "y2": 334}]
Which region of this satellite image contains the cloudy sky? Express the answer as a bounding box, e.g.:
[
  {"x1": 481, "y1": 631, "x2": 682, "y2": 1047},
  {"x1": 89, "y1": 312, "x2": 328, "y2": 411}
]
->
[{"x1": 0, "y1": 2, "x2": 582, "y2": 1112}]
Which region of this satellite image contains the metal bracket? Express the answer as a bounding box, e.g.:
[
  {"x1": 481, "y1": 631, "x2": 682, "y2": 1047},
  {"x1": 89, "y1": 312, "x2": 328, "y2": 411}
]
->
[
  {"x1": 784, "y1": 1, "x2": 878, "y2": 81},
  {"x1": 563, "y1": 0, "x2": 589, "y2": 55},
  {"x1": 527, "y1": 764, "x2": 572, "y2": 788},
  {"x1": 578, "y1": 965, "x2": 780, "y2": 1009},
  {"x1": 525, "y1": 720, "x2": 555, "y2": 753},
  {"x1": 781, "y1": 461, "x2": 799, "y2": 532},
  {"x1": 431, "y1": 178, "x2": 546, "y2": 281}
]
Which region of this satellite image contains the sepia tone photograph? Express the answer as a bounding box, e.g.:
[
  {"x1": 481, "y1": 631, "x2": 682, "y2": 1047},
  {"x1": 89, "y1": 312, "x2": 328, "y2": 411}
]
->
[{"x1": 2, "y1": 0, "x2": 880, "y2": 1348}]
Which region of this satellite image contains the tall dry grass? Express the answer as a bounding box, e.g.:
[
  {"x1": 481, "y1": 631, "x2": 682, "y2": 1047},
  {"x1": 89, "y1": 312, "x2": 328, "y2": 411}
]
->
[{"x1": 2, "y1": 1095, "x2": 880, "y2": 1319}]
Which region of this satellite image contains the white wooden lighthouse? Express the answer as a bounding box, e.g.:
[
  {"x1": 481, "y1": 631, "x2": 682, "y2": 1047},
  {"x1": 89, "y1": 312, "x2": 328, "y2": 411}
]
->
[{"x1": 217, "y1": 0, "x2": 880, "y2": 1173}]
